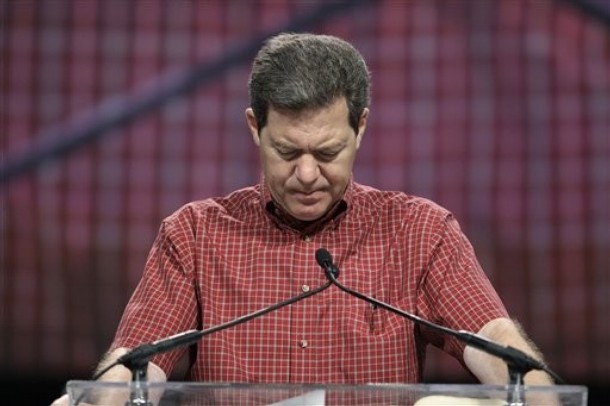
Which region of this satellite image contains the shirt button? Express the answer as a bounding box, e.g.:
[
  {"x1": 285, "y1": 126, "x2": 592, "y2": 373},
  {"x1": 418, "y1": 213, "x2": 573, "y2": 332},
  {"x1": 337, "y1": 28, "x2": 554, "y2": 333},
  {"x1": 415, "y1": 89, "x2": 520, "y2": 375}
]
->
[
  {"x1": 301, "y1": 284, "x2": 310, "y2": 293},
  {"x1": 299, "y1": 339, "x2": 308, "y2": 348},
  {"x1": 302, "y1": 234, "x2": 311, "y2": 242}
]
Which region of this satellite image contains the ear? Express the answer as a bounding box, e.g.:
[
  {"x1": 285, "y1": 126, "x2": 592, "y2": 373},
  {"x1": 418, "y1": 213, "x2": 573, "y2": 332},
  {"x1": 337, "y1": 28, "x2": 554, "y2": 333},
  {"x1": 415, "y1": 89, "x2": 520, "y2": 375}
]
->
[
  {"x1": 355, "y1": 108, "x2": 369, "y2": 149},
  {"x1": 245, "y1": 108, "x2": 261, "y2": 146}
]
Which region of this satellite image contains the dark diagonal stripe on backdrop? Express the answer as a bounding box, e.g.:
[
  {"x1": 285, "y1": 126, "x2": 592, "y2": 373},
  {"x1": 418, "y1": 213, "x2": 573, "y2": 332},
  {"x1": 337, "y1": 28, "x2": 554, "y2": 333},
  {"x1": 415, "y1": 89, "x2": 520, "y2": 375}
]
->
[{"x1": 0, "y1": 0, "x2": 374, "y2": 185}]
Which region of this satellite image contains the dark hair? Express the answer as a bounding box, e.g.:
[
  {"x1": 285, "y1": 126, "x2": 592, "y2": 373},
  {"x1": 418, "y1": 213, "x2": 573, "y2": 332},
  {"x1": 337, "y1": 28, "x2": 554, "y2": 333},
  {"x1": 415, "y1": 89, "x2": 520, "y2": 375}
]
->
[{"x1": 248, "y1": 33, "x2": 371, "y2": 134}]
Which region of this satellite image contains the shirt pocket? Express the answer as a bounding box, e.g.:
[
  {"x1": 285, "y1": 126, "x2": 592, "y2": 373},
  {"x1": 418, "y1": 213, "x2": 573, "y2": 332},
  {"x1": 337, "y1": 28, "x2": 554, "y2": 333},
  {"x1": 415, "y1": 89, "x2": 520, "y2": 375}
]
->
[{"x1": 333, "y1": 298, "x2": 408, "y2": 338}]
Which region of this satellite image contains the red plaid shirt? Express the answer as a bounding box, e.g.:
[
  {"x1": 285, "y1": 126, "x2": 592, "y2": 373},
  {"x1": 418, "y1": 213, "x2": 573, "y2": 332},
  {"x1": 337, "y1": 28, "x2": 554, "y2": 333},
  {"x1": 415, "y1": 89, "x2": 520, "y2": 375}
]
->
[{"x1": 111, "y1": 180, "x2": 508, "y2": 383}]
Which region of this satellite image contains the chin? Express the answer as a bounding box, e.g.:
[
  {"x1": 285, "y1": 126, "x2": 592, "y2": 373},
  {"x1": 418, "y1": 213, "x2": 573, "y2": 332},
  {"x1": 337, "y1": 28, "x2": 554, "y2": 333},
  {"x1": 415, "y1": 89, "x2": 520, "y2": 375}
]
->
[
  {"x1": 290, "y1": 208, "x2": 326, "y2": 222},
  {"x1": 285, "y1": 198, "x2": 332, "y2": 222},
  {"x1": 290, "y1": 212, "x2": 320, "y2": 222}
]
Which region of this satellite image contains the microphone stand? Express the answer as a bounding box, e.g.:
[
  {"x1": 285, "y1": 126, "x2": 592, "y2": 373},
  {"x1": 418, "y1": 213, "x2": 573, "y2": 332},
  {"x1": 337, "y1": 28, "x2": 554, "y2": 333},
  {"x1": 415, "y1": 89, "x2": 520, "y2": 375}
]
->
[
  {"x1": 315, "y1": 248, "x2": 564, "y2": 406},
  {"x1": 88, "y1": 279, "x2": 333, "y2": 406}
]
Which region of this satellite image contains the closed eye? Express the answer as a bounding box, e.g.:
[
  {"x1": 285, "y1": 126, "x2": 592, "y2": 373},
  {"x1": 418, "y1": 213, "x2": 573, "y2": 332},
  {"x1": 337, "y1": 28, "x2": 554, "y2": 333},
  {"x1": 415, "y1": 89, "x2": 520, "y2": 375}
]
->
[
  {"x1": 315, "y1": 150, "x2": 340, "y2": 162},
  {"x1": 276, "y1": 148, "x2": 301, "y2": 161}
]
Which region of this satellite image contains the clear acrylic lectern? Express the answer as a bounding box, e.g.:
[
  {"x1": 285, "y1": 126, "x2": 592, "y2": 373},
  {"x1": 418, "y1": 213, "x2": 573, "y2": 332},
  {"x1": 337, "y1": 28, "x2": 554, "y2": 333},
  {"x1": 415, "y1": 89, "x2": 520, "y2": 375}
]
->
[{"x1": 66, "y1": 381, "x2": 587, "y2": 405}]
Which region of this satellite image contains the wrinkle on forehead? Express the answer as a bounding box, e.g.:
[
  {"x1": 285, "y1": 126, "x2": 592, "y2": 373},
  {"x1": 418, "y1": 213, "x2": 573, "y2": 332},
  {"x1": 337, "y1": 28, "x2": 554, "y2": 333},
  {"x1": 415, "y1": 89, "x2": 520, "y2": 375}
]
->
[{"x1": 264, "y1": 99, "x2": 353, "y2": 150}]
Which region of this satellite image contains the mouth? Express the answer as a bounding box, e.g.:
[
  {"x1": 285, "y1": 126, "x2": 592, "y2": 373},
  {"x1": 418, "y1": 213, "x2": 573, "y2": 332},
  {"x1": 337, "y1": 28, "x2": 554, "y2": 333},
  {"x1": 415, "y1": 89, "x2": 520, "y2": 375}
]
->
[{"x1": 292, "y1": 190, "x2": 323, "y2": 203}]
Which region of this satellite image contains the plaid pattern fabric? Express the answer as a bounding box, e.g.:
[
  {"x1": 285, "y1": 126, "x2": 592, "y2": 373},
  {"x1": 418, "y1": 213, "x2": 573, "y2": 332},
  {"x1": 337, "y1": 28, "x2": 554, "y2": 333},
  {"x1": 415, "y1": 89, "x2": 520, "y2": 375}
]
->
[{"x1": 111, "y1": 181, "x2": 508, "y2": 383}]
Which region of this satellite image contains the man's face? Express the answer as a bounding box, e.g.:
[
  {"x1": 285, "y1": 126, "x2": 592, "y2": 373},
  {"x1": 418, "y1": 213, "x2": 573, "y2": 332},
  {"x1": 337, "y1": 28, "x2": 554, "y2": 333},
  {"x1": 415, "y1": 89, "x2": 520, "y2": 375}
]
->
[{"x1": 246, "y1": 98, "x2": 368, "y2": 222}]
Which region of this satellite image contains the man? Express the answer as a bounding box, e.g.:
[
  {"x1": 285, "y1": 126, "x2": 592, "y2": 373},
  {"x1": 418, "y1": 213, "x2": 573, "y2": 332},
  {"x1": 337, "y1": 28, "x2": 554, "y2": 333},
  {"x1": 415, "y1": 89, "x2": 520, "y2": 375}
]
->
[{"x1": 52, "y1": 32, "x2": 552, "y2": 404}]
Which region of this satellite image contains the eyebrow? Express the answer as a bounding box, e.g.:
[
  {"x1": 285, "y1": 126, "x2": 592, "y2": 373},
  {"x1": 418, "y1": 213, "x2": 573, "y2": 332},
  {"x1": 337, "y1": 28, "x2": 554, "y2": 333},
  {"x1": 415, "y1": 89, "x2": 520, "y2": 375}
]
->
[
  {"x1": 271, "y1": 139, "x2": 347, "y2": 153},
  {"x1": 271, "y1": 140, "x2": 297, "y2": 150}
]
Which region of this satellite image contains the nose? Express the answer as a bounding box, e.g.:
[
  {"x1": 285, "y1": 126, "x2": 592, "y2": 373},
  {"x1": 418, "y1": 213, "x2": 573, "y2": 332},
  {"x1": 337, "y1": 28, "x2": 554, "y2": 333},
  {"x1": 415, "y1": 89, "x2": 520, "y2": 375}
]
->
[{"x1": 294, "y1": 154, "x2": 319, "y2": 185}]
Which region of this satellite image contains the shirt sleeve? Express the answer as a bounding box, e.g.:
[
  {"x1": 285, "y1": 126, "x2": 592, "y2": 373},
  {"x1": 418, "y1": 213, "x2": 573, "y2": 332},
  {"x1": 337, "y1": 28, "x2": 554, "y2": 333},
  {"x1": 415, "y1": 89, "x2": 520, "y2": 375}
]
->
[
  {"x1": 416, "y1": 212, "x2": 509, "y2": 363},
  {"x1": 110, "y1": 211, "x2": 199, "y2": 377}
]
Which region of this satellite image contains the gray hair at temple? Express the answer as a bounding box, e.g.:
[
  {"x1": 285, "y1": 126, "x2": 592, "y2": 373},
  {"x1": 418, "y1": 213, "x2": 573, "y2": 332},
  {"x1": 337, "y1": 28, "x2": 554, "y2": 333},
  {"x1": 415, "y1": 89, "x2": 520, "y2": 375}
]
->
[{"x1": 248, "y1": 33, "x2": 371, "y2": 135}]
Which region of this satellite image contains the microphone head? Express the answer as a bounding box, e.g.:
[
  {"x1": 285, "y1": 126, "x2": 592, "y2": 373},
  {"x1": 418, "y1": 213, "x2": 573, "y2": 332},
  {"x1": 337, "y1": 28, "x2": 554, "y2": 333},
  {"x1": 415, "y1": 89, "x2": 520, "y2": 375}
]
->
[
  {"x1": 315, "y1": 248, "x2": 333, "y2": 268},
  {"x1": 315, "y1": 248, "x2": 339, "y2": 278}
]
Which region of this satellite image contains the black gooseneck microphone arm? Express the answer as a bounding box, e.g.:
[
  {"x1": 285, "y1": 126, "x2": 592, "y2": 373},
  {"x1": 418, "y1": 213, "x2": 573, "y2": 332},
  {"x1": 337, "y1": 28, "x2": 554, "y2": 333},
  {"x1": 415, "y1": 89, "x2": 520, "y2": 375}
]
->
[
  {"x1": 315, "y1": 248, "x2": 564, "y2": 405},
  {"x1": 86, "y1": 278, "x2": 333, "y2": 406}
]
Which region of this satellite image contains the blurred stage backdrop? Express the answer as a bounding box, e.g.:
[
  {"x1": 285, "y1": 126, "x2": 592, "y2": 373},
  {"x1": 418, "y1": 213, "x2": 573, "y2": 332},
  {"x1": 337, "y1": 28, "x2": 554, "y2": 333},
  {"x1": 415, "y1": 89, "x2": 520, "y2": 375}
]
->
[{"x1": 1, "y1": 0, "x2": 609, "y2": 403}]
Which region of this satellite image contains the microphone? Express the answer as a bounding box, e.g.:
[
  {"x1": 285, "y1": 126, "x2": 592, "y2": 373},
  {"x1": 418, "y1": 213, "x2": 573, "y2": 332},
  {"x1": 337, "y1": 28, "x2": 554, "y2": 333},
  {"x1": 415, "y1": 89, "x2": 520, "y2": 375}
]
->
[
  {"x1": 315, "y1": 249, "x2": 340, "y2": 278},
  {"x1": 314, "y1": 248, "x2": 564, "y2": 392}
]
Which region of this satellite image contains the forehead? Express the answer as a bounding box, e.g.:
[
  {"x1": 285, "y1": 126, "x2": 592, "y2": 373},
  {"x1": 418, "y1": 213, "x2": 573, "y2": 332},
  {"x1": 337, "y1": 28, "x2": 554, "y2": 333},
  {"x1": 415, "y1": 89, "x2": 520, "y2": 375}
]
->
[{"x1": 264, "y1": 98, "x2": 352, "y2": 146}]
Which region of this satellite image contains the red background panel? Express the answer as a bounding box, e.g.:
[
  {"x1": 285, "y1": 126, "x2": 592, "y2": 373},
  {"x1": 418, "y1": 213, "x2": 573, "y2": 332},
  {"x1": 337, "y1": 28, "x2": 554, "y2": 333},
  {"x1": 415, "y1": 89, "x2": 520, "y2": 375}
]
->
[{"x1": 1, "y1": 0, "x2": 608, "y2": 392}]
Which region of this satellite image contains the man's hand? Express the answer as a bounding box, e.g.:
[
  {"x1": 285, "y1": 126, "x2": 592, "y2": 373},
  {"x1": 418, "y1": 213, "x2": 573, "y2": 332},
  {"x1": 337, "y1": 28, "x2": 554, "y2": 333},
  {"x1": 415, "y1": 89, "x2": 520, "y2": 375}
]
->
[
  {"x1": 463, "y1": 317, "x2": 554, "y2": 386},
  {"x1": 50, "y1": 393, "x2": 69, "y2": 406},
  {"x1": 464, "y1": 318, "x2": 559, "y2": 405},
  {"x1": 48, "y1": 347, "x2": 167, "y2": 405}
]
